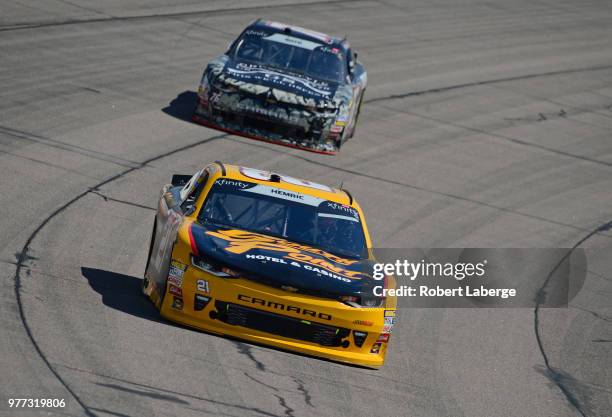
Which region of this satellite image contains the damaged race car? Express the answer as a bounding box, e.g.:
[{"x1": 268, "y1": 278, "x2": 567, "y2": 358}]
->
[
  {"x1": 143, "y1": 162, "x2": 396, "y2": 367},
  {"x1": 192, "y1": 19, "x2": 367, "y2": 154}
]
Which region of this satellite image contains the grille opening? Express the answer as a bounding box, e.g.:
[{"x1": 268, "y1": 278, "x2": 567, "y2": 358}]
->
[
  {"x1": 213, "y1": 301, "x2": 350, "y2": 347},
  {"x1": 212, "y1": 108, "x2": 315, "y2": 142}
]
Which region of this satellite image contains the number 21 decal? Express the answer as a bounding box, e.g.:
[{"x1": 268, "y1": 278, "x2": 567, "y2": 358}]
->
[{"x1": 196, "y1": 279, "x2": 209, "y2": 293}]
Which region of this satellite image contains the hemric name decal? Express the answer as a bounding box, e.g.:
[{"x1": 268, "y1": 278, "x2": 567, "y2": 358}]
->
[{"x1": 238, "y1": 294, "x2": 332, "y2": 320}]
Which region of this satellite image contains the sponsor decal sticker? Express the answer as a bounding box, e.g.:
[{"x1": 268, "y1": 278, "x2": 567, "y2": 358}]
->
[
  {"x1": 382, "y1": 325, "x2": 394, "y2": 334},
  {"x1": 168, "y1": 275, "x2": 183, "y2": 287},
  {"x1": 384, "y1": 310, "x2": 396, "y2": 317},
  {"x1": 227, "y1": 65, "x2": 332, "y2": 97},
  {"x1": 205, "y1": 229, "x2": 366, "y2": 280},
  {"x1": 245, "y1": 29, "x2": 267, "y2": 37},
  {"x1": 324, "y1": 202, "x2": 359, "y2": 219},
  {"x1": 169, "y1": 284, "x2": 182, "y2": 297},
  {"x1": 264, "y1": 33, "x2": 321, "y2": 51},
  {"x1": 244, "y1": 185, "x2": 323, "y2": 206},
  {"x1": 353, "y1": 320, "x2": 374, "y2": 326},
  {"x1": 241, "y1": 254, "x2": 355, "y2": 283},
  {"x1": 172, "y1": 296, "x2": 183, "y2": 310},
  {"x1": 384, "y1": 316, "x2": 397, "y2": 326},
  {"x1": 171, "y1": 260, "x2": 187, "y2": 271},
  {"x1": 370, "y1": 342, "x2": 382, "y2": 354},
  {"x1": 217, "y1": 179, "x2": 250, "y2": 189},
  {"x1": 377, "y1": 333, "x2": 390, "y2": 343},
  {"x1": 169, "y1": 265, "x2": 184, "y2": 278}
]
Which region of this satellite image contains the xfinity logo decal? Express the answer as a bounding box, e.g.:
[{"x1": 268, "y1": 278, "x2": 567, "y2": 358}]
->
[
  {"x1": 325, "y1": 202, "x2": 359, "y2": 218},
  {"x1": 217, "y1": 179, "x2": 249, "y2": 188}
]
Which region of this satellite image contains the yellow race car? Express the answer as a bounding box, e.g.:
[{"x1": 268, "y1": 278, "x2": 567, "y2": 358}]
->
[{"x1": 143, "y1": 162, "x2": 396, "y2": 367}]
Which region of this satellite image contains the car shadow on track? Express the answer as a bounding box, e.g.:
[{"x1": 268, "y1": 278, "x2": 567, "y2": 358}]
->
[
  {"x1": 162, "y1": 90, "x2": 197, "y2": 123},
  {"x1": 81, "y1": 267, "x2": 376, "y2": 370},
  {"x1": 81, "y1": 267, "x2": 163, "y2": 323}
]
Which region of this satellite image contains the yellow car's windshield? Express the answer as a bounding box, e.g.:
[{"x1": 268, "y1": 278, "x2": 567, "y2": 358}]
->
[{"x1": 198, "y1": 179, "x2": 367, "y2": 259}]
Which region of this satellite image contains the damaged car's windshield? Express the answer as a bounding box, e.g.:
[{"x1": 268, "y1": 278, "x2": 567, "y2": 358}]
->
[
  {"x1": 231, "y1": 29, "x2": 346, "y2": 82},
  {"x1": 198, "y1": 179, "x2": 367, "y2": 259}
]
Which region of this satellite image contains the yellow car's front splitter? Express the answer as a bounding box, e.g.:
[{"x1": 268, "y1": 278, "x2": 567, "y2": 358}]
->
[
  {"x1": 161, "y1": 306, "x2": 386, "y2": 367},
  {"x1": 158, "y1": 270, "x2": 393, "y2": 368}
]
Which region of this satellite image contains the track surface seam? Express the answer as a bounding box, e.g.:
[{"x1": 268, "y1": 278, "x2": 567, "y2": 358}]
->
[
  {"x1": 534, "y1": 220, "x2": 612, "y2": 416},
  {"x1": 53, "y1": 362, "x2": 289, "y2": 417},
  {"x1": 0, "y1": 0, "x2": 357, "y2": 32},
  {"x1": 366, "y1": 64, "x2": 612, "y2": 104},
  {"x1": 375, "y1": 105, "x2": 612, "y2": 169}
]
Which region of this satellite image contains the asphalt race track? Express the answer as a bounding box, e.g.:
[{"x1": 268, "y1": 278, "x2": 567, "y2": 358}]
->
[{"x1": 1, "y1": 1, "x2": 612, "y2": 416}]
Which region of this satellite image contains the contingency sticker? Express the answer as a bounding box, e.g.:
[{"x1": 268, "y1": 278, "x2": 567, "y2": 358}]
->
[
  {"x1": 170, "y1": 260, "x2": 187, "y2": 272},
  {"x1": 168, "y1": 260, "x2": 187, "y2": 287},
  {"x1": 169, "y1": 285, "x2": 182, "y2": 297},
  {"x1": 168, "y1": 275, "x2": 182, "y2": 287},
  {"x1": 377, "y1": 334, "x2": 390, "y2": 343},
  {"x1": 383, "y1": 311, "x2": 396, "y2": 334},
  {"x1": 171, "y1": 296, "x2": 183, "y2": 311}
]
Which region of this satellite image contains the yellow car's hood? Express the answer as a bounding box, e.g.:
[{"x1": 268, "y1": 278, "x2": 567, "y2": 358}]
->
[{"x1": 190, "y1": 223, "x2": 377, "y2": 298}]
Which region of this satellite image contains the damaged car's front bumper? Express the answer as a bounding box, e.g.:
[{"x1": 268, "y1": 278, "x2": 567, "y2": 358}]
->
[{"x1": 193, "y1": 83, "x2": 346, "y2": 154}]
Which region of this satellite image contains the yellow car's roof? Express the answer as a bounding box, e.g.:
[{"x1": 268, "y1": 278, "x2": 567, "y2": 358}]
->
[{"x1": 213, "y1": 163, "x2": 355, "y2": 207}]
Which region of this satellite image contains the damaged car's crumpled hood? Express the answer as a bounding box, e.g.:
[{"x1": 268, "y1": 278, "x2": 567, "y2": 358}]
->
[{"x1": 217, "y1": 60, "x2": 341, "y2": 108}]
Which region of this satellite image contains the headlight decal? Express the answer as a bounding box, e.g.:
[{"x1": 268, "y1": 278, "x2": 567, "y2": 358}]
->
[
  {"x1": 191, "y1": 254, "x2": 239, "y2": 278},
  {"x1": 194, "y1": 294, "x2": 211, "y2": 311},
  {"x1": 352, "y1": 331, "x2": 368, "y2": 347}
]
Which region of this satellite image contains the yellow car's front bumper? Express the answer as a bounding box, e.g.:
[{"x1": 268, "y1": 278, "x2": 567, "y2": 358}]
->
[{"x1": 159, "y1": 265, "x2": 395, "y2": 368}]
